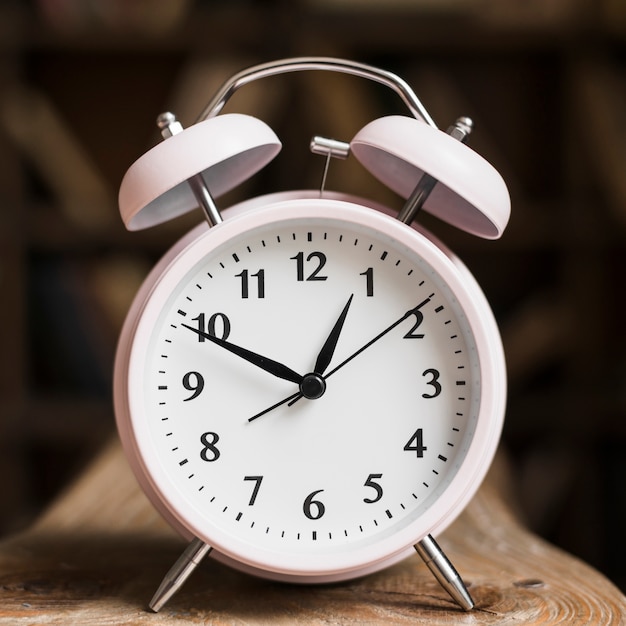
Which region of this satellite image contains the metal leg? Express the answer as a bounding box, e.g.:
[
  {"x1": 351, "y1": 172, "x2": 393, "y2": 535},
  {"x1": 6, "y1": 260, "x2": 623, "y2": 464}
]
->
[
  {"x1": 414, "y1": 534, "x2": 474, "y2": 611},
  {"x1": 149, "y1": 537, "x2": 212, "y2": 612}
]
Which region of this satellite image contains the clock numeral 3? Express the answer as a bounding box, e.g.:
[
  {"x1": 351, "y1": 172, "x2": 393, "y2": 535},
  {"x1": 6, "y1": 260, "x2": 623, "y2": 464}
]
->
[
  {"x1": 422, "y1": 368, "x2": 442, "y2": 398},
  {"x1": 291, "y1": 251, "x2": 328, "y2": 282},
  {"x1": 199, "y1": 432, "x2": 221, "y2": 462}
]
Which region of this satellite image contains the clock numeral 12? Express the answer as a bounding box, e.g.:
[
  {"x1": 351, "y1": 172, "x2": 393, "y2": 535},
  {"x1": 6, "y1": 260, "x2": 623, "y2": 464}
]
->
[
  {"x1": 236, "y1": 269, "x2": 265, "y2": 298},
  {"x1": 291, "y1": 251, "x2": 328, "y2": 282}
]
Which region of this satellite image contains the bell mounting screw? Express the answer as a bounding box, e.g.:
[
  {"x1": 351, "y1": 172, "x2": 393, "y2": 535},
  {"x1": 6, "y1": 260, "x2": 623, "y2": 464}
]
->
[
  {"x1": 397, "y1": 116, "x2": 473, "y2": 225},
  {"x1": 156, "y1": 112, "x2": 223, "y2": 227}
]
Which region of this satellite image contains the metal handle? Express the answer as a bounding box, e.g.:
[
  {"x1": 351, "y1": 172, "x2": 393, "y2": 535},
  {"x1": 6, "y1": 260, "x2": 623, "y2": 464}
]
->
[{"x1": 196, "y1": 57, "x2": 437, "y2": 128}]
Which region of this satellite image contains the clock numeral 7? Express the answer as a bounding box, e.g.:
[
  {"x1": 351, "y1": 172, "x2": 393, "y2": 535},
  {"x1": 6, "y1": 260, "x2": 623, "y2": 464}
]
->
[{"x1": 244, "y1": 475, "x2": 263, "y2": 506}]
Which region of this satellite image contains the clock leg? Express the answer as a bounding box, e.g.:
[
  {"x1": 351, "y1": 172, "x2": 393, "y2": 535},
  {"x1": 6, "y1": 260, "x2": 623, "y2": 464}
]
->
[
  {"x1": 414, "y1": 534, "x2": 474, "y2": 611},
  {"x1": 149, "y1": 537, "x2": 212, "y2": 612}
]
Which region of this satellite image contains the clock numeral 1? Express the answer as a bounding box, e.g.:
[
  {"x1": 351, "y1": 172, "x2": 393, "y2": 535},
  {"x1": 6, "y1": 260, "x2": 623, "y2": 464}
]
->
[
  {"x1": 404, "y1": 428, "x2": 428, "y2": 458},
  {"x1": 236, "y1": 269, "x2": 265, "y2": 298},
  {"x1": 360, "y1": 267, "x2": 374, "y2": 297},
  {"x1": 191, "y1": 312, "x2": 231, "y2": 342}
]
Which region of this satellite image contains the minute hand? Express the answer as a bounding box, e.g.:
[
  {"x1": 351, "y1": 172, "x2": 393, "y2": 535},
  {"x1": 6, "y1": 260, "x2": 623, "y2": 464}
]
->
[
  {"x1": 324, "y1": 297, "x2": 431, "y2": 379},
  {"x1": 181, "y1": 324, "x2": 303, "y2": 384}
]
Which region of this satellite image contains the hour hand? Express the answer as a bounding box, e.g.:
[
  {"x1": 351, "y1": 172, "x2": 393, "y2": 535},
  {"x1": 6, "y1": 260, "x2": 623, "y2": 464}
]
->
[
  {"x1": 182, "y1": 324, "x2": 303, "y2": 384},
  {"x1": 313, "y1": 294, "x2": 354, "y2": 375}
]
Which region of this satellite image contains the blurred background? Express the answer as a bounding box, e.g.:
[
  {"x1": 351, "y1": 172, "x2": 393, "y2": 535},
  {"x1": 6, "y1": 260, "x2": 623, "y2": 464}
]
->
[{"x1": 1, "y1": 0, "x2": 625, "y2": 592}]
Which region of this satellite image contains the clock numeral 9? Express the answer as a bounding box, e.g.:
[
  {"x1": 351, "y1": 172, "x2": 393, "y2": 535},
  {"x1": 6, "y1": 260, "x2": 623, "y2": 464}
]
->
[
  {"x1": 191, "y1": 312, "x2": 231, "y2": 342},
  {"x1": 199, "y1": 432, "x2": 221, "y2": 462},
  {"x1": 182, "y1": 371, "x2": 204, "y2": 401}
]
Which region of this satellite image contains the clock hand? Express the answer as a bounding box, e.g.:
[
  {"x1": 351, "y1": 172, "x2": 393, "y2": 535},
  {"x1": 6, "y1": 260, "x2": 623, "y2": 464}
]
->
[
  {"x1": 313, "y1": 294, "x2": 354, "y2": 375},
  {"x1": 252, "y1": 296, "x2": 432, "y2": 420},
  {"x1": 182, "y1": 324, "x2": 303, "y2": 384},
  {"x1": 324, "y1": 296, "x2": 431, "y2": 379}
]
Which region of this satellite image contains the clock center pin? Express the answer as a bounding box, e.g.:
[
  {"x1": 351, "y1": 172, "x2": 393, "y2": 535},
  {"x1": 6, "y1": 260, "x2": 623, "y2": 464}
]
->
[{"x1": 300, "y1": 373, "x2": 327, "y2": 399}]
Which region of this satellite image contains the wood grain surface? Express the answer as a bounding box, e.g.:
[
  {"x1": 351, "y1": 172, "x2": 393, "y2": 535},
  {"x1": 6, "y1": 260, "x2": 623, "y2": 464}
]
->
[{"x1": 0, "y1": 439, "x2": 624, "y2": 624}]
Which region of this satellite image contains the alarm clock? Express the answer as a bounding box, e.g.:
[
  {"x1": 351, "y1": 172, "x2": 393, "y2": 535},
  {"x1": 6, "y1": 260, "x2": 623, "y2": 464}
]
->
[{"x1": 113, "y1": 57, "x2": 510, "y2": 612}]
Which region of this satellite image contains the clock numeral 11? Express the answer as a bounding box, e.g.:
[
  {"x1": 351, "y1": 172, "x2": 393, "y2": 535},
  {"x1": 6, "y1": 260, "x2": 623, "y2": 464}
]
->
[{"x1": 236, "y1": 269, "x2": 265, "y2": 298}]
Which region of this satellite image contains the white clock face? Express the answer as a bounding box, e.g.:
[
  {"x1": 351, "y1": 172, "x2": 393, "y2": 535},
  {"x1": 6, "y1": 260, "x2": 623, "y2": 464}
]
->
[{"x1": 121, "y1": 199, "x2": 503, "y2": 579}]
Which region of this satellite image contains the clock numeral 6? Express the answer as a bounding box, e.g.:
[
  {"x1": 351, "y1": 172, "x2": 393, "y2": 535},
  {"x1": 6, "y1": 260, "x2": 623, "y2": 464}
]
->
[
  {"x1": 191, "y1": 312, "x2": 231, "y2": 342},
  {"x1": 303, "y1": 489, "x2": 326, "y2": 520},
  {"x1": 199, "y1": 432, "x2": 221, "y2": 462}
]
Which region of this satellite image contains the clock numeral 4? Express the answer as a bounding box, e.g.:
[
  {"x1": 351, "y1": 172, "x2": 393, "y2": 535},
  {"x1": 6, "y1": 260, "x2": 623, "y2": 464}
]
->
[{"x1": 404, "y1": 428, "x2": 428, "y2": 458}]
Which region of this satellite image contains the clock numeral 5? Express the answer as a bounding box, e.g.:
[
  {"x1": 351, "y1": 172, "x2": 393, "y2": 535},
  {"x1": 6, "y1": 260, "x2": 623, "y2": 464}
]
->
[
  {"x1": 191, "y1": 312, "x2": 231, "y2": 342},
  {"x1": 363, "y1": 473, "x2": 383, "y2": 503}
]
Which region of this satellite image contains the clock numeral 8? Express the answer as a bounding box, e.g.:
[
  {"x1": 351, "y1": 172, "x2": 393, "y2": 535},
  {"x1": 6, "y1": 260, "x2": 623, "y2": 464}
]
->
[{"x1": 199, "y1": 432, "x2": 221, "y2": 462}]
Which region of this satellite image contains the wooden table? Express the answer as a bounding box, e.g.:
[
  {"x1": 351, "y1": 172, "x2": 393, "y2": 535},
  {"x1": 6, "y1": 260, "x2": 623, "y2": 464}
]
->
[{"x1": 0, "y1": 439, "x2": 624, "y2": 624}]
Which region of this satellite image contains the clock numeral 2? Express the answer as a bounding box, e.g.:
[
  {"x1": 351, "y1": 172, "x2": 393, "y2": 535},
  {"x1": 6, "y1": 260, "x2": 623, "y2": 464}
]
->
[{"x1": 236, "y1": 269, "x2": 265, "y2": 298}]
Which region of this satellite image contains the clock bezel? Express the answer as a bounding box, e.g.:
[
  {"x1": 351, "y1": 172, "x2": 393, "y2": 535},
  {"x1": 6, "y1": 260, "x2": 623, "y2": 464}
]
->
[{"x1": 114, "y1": 192, "x2": 506, "y2": 582}]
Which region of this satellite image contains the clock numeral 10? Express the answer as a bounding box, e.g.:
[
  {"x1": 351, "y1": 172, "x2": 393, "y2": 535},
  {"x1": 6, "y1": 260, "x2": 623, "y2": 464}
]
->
[{"x1": 191, "y1": 312, "x2": 231, "y2": 342}]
